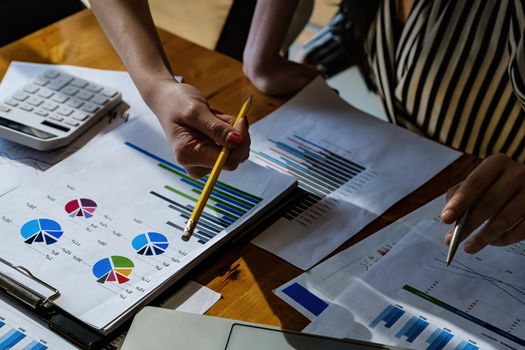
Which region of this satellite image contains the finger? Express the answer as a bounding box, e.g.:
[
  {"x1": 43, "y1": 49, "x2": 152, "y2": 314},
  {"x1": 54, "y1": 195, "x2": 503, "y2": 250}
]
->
[
  {"x1": 490, "y1": 218, "x2": 525, "y2": 246},
  {"x1": 214, "y1": 112, "x2": 235, "y2": 124},
  {"x1": 172, "y1": 130, "x2": 223, "y2": 170},
  {"x1": 186, "y1": 166, "x2": 212, "y2": 179},
  {"x1": 445, "y1": 182, "x2": 461, "y2": 203},
  {"x1": 441, "y1": 157, "x2": 504, "y2": 224},
  {"x1": 464, "y1": 191, "x2": 525, "y2": 253},
  {"x1": 183, "y1": 104, "x2": 243, "y2": 149}
]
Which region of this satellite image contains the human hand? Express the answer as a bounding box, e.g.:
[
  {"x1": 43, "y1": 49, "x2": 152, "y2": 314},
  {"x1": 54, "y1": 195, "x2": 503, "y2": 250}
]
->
[
  {"x1": 441, "y1": 154, "x2": 525, "y2": 253},
  {"x1": 243, "y1": 57, "x2": 319, "y2": 96},
  {"x1": 146, "y1": 80, "x2": 250, "y2": 178}
]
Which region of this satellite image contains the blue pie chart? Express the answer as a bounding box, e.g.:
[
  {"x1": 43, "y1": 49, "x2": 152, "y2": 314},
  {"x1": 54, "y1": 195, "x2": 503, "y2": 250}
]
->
[
  {"x1": 20, "y1": 218, "x2": 63, "y2": 245},
  {"x1": 132, "y1": 232, "x2": 169, "y2": 255}
]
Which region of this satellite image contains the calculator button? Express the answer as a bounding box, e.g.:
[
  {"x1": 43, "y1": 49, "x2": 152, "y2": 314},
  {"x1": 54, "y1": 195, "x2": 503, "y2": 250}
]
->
[
  {"x1": 42, "y1": 102, "x2": 59, "y2": 111},
  {"x1": 77, "y1": 91, "x2": 94, "y2": 101},
  {"x1": 101, "y1": 88, "x2": 117, "y2": 97},
  {"x1": 44, "y1": 70, "x2": 60, "y2": 79},
  {"x1": 66, "y1": 99, "x2": 84, "y2": 108},
  {"x1": 61, "y1": 86, "x2": 79, "y2": 96},
  {"x1": 4, "y1": 99, "x2": 19, "y2": 107},
  {"x1": 57, "y1": 106, "x2": 74, "y2": 116},
  {"x1": 91, "y1": 95, "x2": 109, "y2": 105},
  {"x1": 37, "y1": 89, "x2": 54, "y2": 99},
  {"x1": 0, "y1": 105, "x2": 11, "y2": 112},
  {"x1": 55, "y1": 74, "x2": 74, "y2": 85},
  {"x1": 86, "y1": 84, "x2": 103, "y2": 93},
  {"x1": 13, "y1": 92, "x2": 29, "y2": 102},
  {"x1": 49, "y1": 115, "x2": 64, "y2": 122},
  {"x1": 51, "y1": 93, "x2": 69, "y2": 103},
  {"x1": 70, "y1": 78, "x2": 88, "y2": 88},
  {"x1": 34, "y1": 77, "x2": 51, "y2": 86},
  {"x1": 48, "y1": 81, "x2": 68, "y2": 91},
  {"x1": 65, "y1": 120, "x2": 79, "y2": 127},
  {"x1": 27, "y1": 97, "x2": 43, "y2": 106},
  {"x1": 23, "y1": 84, "x2": 40, "y2": 94},
  {"x1": 72, "y1": 111, "x2": 90, "y2": 121},
  {"x1": 35, "y1": 109, "x2": 49, "y2": 117},
  {"x1": 19, "y1": 104, "x2": 33, "y2": 112},
  {"x1": 81, "y1": 103, "x2": 99, "y2": 113}
]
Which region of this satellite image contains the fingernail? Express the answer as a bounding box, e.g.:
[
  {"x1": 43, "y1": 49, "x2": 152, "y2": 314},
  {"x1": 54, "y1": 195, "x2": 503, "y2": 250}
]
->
[
  {"x1": 441, "y1": 209, "x2": 453, "y2": 221},
  {"x1": 226, "y1": 132, "x2": 242, "y2": 147},
  {"x1": 463, "y1": 241, "x2": 474, "y2": 253}
]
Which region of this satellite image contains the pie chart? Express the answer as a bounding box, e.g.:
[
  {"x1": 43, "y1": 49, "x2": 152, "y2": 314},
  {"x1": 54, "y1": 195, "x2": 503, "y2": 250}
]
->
[
  {"x1": 92, "y1": 256, "x2": 134, "y2": 284},
  {"x1": 132, "y1": 232, "x2": 169, "y2": 256},
  {"x1": 20, "y1": 218, "x2": 63, "y2": 245},
  {"x1": 64, "y1": 198, "x2": 97, "y2": 218}
]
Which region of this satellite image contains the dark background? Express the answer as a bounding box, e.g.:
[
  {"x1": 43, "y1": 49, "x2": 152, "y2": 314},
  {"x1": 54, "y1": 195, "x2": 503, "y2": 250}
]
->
[{"x1": 0, "y1": 0, "x2": 84, "y2": 47}]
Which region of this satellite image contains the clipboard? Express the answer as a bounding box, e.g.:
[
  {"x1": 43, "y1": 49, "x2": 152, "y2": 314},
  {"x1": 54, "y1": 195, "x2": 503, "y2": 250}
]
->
[
  {"x1": 0, "y1": 257, "x2": 107, "y2": 349},
  {"x1": 0, "y1": 187, "x2": 303, "y2": 350}
]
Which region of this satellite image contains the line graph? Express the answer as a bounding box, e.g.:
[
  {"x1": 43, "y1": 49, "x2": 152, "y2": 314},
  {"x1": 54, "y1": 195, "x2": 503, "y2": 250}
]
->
[{"x1": 429, "y1": 257, "x2": 525, "y2": 307}]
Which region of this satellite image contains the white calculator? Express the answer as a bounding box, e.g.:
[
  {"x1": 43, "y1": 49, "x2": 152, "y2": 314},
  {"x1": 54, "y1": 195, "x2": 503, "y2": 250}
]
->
[{"x1": 0, "y1": 69, "x2": 122, "y2": 150}]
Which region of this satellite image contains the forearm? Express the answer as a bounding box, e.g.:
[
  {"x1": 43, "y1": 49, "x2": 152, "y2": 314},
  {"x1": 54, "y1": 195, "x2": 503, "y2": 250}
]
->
[
  {"x1": 243, "y1": 0, "x2": 299, "y2": 77},
  {"x1": 90, "y1": 0, "x2": 173, "y2": 103}
]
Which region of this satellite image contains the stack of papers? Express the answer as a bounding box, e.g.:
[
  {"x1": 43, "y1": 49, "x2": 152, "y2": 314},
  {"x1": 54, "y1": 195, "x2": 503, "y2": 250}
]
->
[{"x1": 303, "y1": 219, "x2": 525, "y2": 349}]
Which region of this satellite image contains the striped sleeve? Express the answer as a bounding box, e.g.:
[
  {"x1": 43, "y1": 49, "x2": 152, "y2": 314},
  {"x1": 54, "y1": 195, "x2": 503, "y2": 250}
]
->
[{"x1": 508, "y1": 0, "x2": 525, "y2": 105}]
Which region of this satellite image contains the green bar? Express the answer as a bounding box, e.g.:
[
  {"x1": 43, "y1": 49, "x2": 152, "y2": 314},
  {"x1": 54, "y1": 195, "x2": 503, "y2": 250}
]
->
[
  {"x1": 164, "y1": 185, "x2": 238, "y2": 219},
  {"x1": 159, "y1": 163, "x2": 260, "y2": 205},
  {"x1": 208, "y1": 178, "x2": 263, "y2": 202},
  {"x1": 158, "y1": 164, "x2": 206, "y2": 186},
  {"x1": 191, "y1": 189, "x2": 248, "y2": 214},
  {"x1": 402, "y1": 285, "x2": 446, "y2": 308}
]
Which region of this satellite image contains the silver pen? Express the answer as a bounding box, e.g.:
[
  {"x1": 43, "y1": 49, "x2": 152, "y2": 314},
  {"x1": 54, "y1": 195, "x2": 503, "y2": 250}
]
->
[{"x1": 446, "y1": 207, "x2": 471, "y2": 266}]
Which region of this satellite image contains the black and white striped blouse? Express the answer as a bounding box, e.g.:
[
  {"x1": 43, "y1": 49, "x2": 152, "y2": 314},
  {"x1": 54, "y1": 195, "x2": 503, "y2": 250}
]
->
[{"x1": 368, "y1": 0, "x2": 525, "y2": 162}]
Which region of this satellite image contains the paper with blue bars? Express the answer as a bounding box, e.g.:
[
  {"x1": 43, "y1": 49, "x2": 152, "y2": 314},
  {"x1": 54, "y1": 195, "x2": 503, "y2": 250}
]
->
[{"x1": 304, "y1": 219, "x2": 525, "y2": 350}]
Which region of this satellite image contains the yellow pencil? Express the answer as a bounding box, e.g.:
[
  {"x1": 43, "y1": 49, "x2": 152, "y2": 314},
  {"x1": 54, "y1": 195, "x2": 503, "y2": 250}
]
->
[{"x1": 182, "y1": 96, "x2": 253, "y2": 241}]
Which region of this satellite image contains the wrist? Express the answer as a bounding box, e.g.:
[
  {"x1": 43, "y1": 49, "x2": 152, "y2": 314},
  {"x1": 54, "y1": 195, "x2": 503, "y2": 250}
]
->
[{"x1": 134, "y1": 68, "x2": 176, "y2": 107}]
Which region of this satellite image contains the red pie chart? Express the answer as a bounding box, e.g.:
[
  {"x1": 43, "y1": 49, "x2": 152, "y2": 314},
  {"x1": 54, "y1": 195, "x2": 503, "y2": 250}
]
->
[{"x1": 65, "y1": 198, "x2": 97, "y2": 218}]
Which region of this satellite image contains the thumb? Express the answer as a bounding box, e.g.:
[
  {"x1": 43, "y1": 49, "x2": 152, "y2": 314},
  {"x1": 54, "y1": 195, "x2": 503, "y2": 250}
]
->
[{"x1": 186, "y1": 104, "x2": 243, "y2": 148}]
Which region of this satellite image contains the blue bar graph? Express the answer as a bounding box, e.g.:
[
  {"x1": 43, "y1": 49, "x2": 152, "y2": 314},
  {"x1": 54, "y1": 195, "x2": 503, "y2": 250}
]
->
[
  {"x1": 395, "y1": 316, "x2": 429, "y2": 342},
  {"x1": 454, "y1": 340, "x2": 479, "y2": 350},
  {"x1": 281, "y1": 283, "x2": 329, "y2": 316},
  {"x1": 426, "y1": 329, "x2": 453, "y2": 350},
  {"x1": 125, "y1": 141, "x2": 262, "y2": 244},
  {"x1": 23, "y1": 341, "x2": 48, "y2": 350},
  {"x1": 369, "y1": 305, "x2": 405, "y2": 329},
  {"x1": 0, "y1": 329, "x2": 26, "y2": 350},
  {"x1": 253, "y1": 135, "x2": 366, "y2": 224}
]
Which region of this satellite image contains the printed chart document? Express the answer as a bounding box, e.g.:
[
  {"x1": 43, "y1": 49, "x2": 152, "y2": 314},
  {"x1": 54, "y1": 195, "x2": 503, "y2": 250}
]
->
[
  {"x1": 305, "y1": 219, "x2": 525, "y2": 350},
  {"x1": 0, "y1": 61, "x2": 151, "y2": 196},
  {"x1": 274, "y1": 197, "x2": 447, "y2": 321},
  {"x1": 0, "y1": 298, "x2": 75, "y2": 349},
  {"x1": 249, "y1": 76, "x2": 461, "y2": 269},
  {"x1": 0, "y1": 117, "x2": 296, "y2": 332}
]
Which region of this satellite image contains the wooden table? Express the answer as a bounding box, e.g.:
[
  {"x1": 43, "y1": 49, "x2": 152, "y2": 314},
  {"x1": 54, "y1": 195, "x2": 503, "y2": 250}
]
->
[{"x1": 0, "y1": 9, "x2": 480, "y2": 340}]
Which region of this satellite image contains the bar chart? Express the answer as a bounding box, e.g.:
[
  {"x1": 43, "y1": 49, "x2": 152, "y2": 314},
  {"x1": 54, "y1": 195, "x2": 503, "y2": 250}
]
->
[
  {"x1": 125, "y1": 142, "x2": 262, "y2": 244},
  {"x1": 0, "y1": 320, "x2": 48, "y2": 350},
  {"x1": 369, "y1": 304, "x2": 479, "y2": 350},
  {"x1": 252, "y1": 135, "x2": 369, "y2": 226}
]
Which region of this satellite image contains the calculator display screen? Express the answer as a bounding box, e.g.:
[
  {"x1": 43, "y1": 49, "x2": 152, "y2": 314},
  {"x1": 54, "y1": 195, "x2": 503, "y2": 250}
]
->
[{"x1": 0, "y1": 116, "x2": 56, "y2": 140}]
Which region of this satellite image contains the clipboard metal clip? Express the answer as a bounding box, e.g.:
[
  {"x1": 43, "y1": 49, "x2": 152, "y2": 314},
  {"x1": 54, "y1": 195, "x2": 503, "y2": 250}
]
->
[{"x1": 0, "y1": 257, "x2": 60, "y2": 309}]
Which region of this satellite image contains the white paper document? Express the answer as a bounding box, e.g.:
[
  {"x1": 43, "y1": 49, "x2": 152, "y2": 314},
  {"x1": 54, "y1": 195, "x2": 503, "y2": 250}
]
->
[
  {"x1": 0, "y1": 298, "x2": 76, "y2": 349},
  {"x1": 0, "y1": 61, "x2": 152, "y2": 196},
  {"x1": 0, "y1": 116, "x2": 295, "y2": 332},
  {"x1": 249, "y1": 76, "x2": 461, "y2": 269},
  {"x1": 305, "y1": 219, "x2": 525, "y2": 350},
  {"x1": 274, "y1": 196, "x2": 446, "y2": 320},
  {"x1": 159, "y1": 281, "x2": 221, "y2": 314}
]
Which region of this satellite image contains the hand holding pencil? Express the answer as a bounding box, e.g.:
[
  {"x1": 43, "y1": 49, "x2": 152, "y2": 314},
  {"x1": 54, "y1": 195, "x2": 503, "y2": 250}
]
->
[{"x1": 182, "y1": 97, "x2": 253, "y2": 241}]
